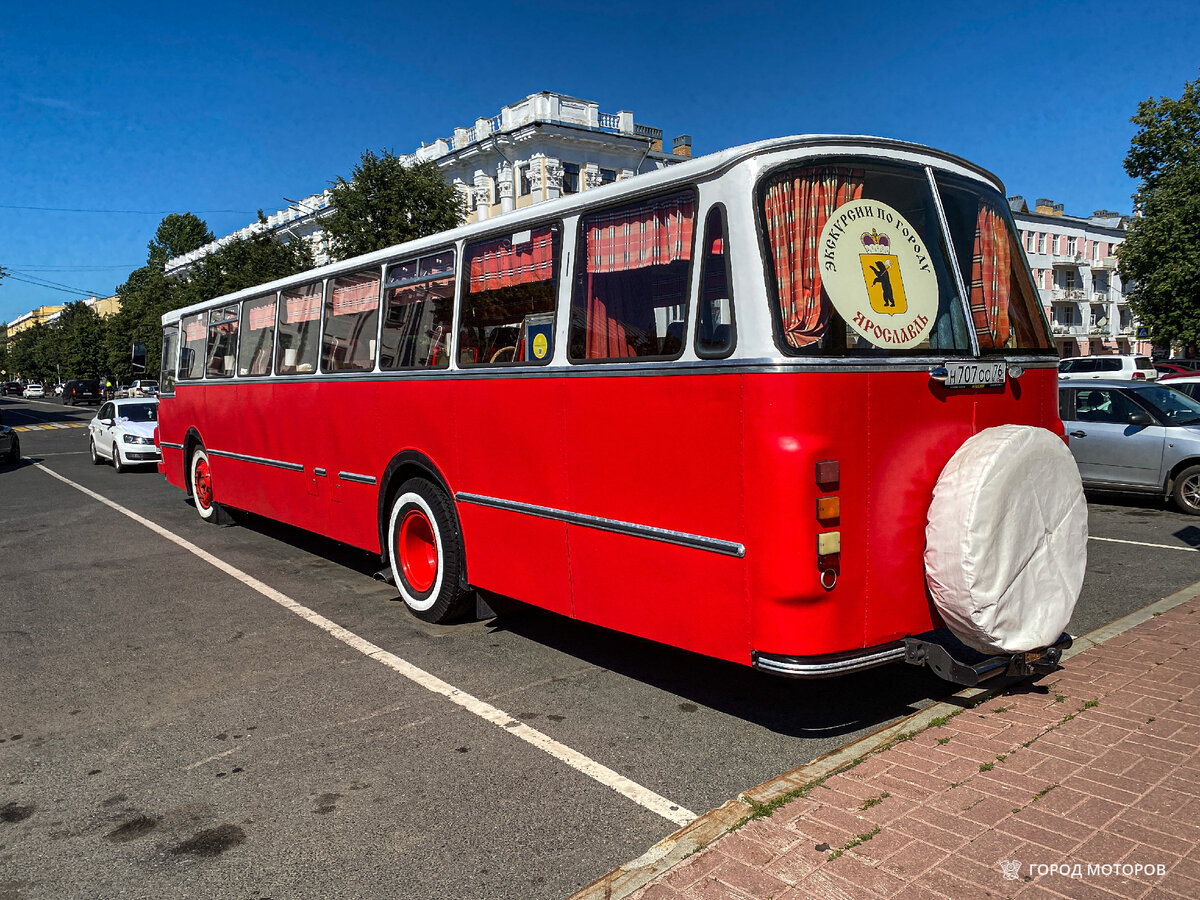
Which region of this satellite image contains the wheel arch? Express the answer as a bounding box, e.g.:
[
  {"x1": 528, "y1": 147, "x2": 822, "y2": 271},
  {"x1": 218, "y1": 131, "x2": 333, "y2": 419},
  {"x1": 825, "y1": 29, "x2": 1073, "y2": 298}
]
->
[
  {"x1": 377, "y1": 451, "x2": 467, "y2": 586},
  {"x1": 1166, "y1": 456, "x2": 1200, "y2": 494},
  {"x1": 182, "y1": 427, "x2": 206, "y2": 497}
]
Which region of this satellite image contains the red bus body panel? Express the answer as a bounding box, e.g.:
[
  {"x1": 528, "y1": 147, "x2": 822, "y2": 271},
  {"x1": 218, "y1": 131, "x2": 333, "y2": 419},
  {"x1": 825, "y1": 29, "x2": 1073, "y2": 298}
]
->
[{"x1": 159, "y1": 365, "x2": 1060, "y2": 667}]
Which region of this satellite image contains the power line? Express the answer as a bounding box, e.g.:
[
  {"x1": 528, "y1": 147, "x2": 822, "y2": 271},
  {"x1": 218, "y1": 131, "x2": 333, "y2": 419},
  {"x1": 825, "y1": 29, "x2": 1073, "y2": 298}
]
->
[
  {"x1": 0, "y1": 203, "x2": 259, "y2": 215},
  {"x1": 6, "y1": 264, "x2": 141, "y2": 270},
  {"x1": 3, "y1": 271, "x2": 104, "y2": 296}
]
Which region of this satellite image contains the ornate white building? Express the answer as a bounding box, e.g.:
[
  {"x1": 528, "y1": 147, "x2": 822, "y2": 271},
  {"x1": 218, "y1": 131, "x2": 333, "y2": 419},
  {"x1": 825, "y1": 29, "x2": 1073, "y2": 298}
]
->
[
  {"x1": 1009, "y1": 197, "x2": 1144, "y2": 357},
  {"x1": 165, "y1": 91, "x2": 690, "y2": 277}
]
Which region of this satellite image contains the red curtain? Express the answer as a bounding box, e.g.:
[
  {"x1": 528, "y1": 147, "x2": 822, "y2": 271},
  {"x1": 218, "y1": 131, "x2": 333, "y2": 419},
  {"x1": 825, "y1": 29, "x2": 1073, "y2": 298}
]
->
[
  {"x1": 184, "y1": 317, "x2": 205, "y2": 343},
  {"x1": 284, "y1": 286, "x2": 322, "y2": 323},
  {"x1": 331, "y1": 273, "x2": 380, "y2": 316},
  {"x1": 969, "y1": 200, "x2": 1012, "y2": 349},
  {"x1": 586, "y1": 197, "x2": 694, "y2": 273},
  {"x1": 469, "y1": 226, "x2": 555, "y2": 291},
  {"x1": 248, "y1": 301, "x2": 276, "y2": 331},
  {"x1": 582, "y1": 196, "x2": 694, "y2": 358},
  {"x1": 763, "y1": 167, "x2": 864, "y2": 349}
]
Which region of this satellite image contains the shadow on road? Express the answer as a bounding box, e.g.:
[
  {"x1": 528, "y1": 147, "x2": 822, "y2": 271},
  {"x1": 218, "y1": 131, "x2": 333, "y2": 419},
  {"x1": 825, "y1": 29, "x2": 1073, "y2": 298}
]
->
[{"x1": 201, "y1": 505, "x2": 964, "y2": 741}]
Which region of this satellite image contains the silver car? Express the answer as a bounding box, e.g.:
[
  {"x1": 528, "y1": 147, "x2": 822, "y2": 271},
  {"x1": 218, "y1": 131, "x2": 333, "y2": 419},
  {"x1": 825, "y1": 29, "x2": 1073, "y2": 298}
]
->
[{"x1": 1059, "y1": 380, "x2": 1200, "y2": 514}]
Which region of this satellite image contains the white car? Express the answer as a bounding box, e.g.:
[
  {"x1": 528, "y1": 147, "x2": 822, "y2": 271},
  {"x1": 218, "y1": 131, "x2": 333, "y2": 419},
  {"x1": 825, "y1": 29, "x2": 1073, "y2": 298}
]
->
[
  {"x1": 88, "y1": 398, "x2": 161, "y2": 472},
  {"x1": 1058, "y1": 355, "x2": 1158, "y2": 382},
  {"x1": 130, "y1": 380, "x2": 158, "y2": 398},
  {"x1": 22, "y1": 383, "x2": 45, "y2": 399}
]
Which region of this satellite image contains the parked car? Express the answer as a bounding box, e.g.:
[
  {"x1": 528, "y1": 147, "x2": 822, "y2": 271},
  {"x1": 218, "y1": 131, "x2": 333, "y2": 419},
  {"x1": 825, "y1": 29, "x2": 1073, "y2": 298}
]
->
[
  {"x1": 1154, "y1": 362, "x2": 1193, "y2": 379},
  {"x1": 1, "y1": 381, "x2": 22, "y2": 396},
  {"x1": 62, "y1": 379, "x2": 102, "y2": 406},
  {"x1": 1058, "y1": 355, "x2": 1158, "y2": 382},
  {"x1": 88, "y1": 399, "x2": 161, "y2": 472},
  {"x1": 0, "y1": 410, "x2": 19, "y2": 465},
  {"x1": 22, "y1": 383, "x2": 45, "y2": 399},
  {"x1": 1059, "y1": 380, "x2": 1200, "y2": 514},
  {"x1": 130, "y1": 380, "x2": 158, "y2": 398},
  {"x1": 1160, "y1": 374, "x2": 1200, "y2": 402}
]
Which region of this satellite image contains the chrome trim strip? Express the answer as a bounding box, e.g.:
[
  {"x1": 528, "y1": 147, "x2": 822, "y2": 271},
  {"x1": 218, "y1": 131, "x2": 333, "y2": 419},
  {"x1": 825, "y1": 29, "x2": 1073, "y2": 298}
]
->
[
  {"x1": 456, "y1": 492, "x2": 745, "y2": 558},
  {"x1": 753, "y1": 645, "x2": 906, "y2": 677},
  {"x1": 207, "y1": 449, "x2": 305, "y2": 472},
  {"x1": 160, "y1": 441, "x2": 184, "y2": 450},
  {"x1": 338, "y1": 471, "x2": 377, "y2": 485},
  {"x1": 314, "y1": 467, "x2": 327, "y2": 477},
  {"x1": 169, "y1": 356, "x2": 1060, "y2": 388}
]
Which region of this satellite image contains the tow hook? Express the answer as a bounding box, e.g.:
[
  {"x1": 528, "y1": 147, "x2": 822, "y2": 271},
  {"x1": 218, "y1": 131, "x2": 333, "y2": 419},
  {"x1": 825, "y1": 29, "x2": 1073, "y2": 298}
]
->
[{"x1": 903, "y1": 633, "x2": 1073, "y2": 687}]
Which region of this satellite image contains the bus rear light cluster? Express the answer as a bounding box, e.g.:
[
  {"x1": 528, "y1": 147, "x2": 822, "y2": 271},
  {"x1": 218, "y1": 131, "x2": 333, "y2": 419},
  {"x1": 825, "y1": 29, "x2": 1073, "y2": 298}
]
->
[{"x1": 816, "y1": 459, "x2": 840, "y2": 591}]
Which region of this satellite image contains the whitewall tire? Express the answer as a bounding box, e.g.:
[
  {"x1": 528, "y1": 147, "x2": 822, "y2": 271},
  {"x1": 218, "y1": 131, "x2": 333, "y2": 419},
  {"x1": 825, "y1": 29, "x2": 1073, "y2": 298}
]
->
[{"x1": 386, "y1": 478, "x2": 468, "y2": 623}]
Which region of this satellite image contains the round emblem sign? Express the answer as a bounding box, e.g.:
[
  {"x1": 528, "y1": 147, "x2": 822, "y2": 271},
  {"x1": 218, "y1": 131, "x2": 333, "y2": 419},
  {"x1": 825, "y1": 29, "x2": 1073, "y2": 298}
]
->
[
  {"x1": 817, "y1": 199, "x2": 939, "y2": 349},
  {"x1": 532, "y1": 333, "x2": 549, "y2": 360}
]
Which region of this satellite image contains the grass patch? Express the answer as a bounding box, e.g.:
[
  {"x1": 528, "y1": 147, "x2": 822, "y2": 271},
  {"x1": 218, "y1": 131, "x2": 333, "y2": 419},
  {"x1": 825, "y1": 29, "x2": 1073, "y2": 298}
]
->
[
  {"x1": 830, "y1": 826, "x2": 882, "y2": 859},
  {"x1": 993, "y1": 706, "x2": 1009, "y2": 713},
  {"x1": 1032, "y1": 784, "x2": 1057, "y2": 802},
  {"x1": 859, "y1": 792, "x2": 890, "y2": 811},
  {"x1": 1083, "y1": 700, "x2": 1099, "y2": 709},
  {"x1": 979, "y1": 762, "x2": 994, "y2": 772},
  {"x1": 1147, "y1": 716, "x2": 1156, "y2": 724},
  {"x1": 937, "y1": 737, "x2": 951, "y2": 745},
  {"x1": 996, "y1": 754, "x2": 1007, "y2": 763},
  {"x1": 1054, "y1": 694, "x2": 1065, "y2": 703}
]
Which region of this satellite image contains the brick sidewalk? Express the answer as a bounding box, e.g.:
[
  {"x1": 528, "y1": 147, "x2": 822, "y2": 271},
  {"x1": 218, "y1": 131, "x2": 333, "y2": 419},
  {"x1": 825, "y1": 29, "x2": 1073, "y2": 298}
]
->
[{"x1": 631, "y1": 593, "x2": 1200, "y2": 900}]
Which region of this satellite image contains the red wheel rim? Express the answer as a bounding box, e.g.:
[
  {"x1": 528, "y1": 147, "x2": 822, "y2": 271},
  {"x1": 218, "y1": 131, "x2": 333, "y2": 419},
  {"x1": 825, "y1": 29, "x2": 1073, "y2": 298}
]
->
[
  {"x1": 194, "y1": 458, "x2": 213, "y2": 510},
  {"x1": 398, "y1": 509, "x2": 437, "y2": 592}
]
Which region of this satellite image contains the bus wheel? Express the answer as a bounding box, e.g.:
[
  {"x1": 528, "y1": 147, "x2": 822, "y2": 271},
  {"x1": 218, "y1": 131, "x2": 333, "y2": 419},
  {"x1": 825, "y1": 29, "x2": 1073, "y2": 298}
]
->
[
  {"x1": 1173, "y1": 465, "x2": 1200, "y2": 516},
  {"x1": 387, "y1": 478, "x2": 468, "y2": 623},
  {"x1": 190, "y1": 447, "x2": 218, "y2": 521}
]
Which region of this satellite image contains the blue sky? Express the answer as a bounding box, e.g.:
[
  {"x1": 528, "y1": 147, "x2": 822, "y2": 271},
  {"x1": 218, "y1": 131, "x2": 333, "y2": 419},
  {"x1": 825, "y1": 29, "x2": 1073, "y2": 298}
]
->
[{"x1": 2, "y1": 0, "x2": 1197, "y2": 325}]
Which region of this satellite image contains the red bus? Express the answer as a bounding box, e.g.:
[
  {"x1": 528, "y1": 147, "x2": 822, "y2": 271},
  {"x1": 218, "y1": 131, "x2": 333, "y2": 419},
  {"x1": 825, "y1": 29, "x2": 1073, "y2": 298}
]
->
[{"x1": 157, "y1": 136, "x2": 1086, "y2": 685}]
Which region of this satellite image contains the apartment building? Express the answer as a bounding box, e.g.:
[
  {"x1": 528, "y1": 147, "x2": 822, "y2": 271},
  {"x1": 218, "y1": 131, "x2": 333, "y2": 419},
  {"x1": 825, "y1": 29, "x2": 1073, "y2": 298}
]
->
[
  {"x1": 165, "y1": 91, "x2": 689, "y2": 277},
  {"x1": 1009, "y1": 197, "x2": 1142, "y2": 357}
]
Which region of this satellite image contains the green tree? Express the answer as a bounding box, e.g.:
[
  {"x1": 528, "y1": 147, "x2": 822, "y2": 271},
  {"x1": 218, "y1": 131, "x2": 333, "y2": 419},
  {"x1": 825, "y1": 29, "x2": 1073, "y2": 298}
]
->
[
  {"x1": 324, "y1": 151, "x2": 463, "y2": 261},
  {"x1": 1121, "y1": 74, "x2": 1200, "y2": 352},
  {"x1": 147, "y1": 213, "x2": 215, "y2": 266},
  {"x1": 56, "y1": 300, "x2": 107, "y2": 379}
]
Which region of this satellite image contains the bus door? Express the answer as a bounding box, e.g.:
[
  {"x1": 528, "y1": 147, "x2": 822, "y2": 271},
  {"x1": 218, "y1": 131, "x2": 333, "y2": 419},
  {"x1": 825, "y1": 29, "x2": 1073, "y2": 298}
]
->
[
  {"x1": 559, "y1": 194, "x2": 751, "y2": 664},
  {"x1": 451, "y1": 227, "x2": 574, "y2": 617}
]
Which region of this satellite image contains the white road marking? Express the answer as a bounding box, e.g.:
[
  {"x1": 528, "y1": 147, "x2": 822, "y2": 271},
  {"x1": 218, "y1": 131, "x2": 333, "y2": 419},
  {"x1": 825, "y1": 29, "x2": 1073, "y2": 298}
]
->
[
  {"x1": 1090, "y1": 536, "x2": 1199, "y2": 553},
  {"x1": 35, "y1": 463, "x2": 697, "y2": 826}
]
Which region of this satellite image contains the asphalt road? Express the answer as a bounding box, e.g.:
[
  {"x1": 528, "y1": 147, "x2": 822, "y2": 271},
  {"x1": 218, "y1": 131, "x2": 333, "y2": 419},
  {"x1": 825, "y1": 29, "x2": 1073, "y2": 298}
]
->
[{"x1": 1, "y1": 396, "x2": 1197, "y2": 899}]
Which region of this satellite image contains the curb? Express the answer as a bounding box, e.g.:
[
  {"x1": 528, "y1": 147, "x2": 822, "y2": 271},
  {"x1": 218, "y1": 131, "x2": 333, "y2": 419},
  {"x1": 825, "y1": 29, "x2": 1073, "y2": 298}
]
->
[{"x1": 566, "y1": 578, "x2": 1200, "y2": 900}]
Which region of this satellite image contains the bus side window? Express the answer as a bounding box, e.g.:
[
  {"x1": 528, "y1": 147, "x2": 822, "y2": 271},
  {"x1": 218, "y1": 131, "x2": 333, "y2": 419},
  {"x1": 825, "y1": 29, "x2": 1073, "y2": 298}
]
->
[
  {"x1": 696, "y1": 205, "x2": 735, "y2": 358},
  {"x1": 460, "y1": 226, "x2": 560, "y2": 366},
  {"x1": 277, "y1": 282, "x2": 322, "y2": 375},
  {"x1": 324, "y1": 269, "x2": 381, "y2": 373},
  {"x1": 568, "y1": 192, "x2": 694, "y2": 361},
  {"x1": 160, "y1": 326, "x2": 179, "y2": 394},
  {"x1": 179, "y1": 314, "x2": 206, "y2": 380},
  {"x1": 238, "y1": 295, "x2": 277, "y2": 376},
  {"x1": 380, "y1": 250, "x2": 454, "y2": 370},
  {"x1": 205, "y1": 304, "x2": 240, "y2": 379}
]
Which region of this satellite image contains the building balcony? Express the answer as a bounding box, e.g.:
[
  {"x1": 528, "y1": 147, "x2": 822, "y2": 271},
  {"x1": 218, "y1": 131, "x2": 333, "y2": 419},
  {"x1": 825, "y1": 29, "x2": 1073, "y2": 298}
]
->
[
  {"x1": 1092, "y1": 292, "x2": 1110, "y2": 303},
  {"x1": 1052, "y1": 324, "x2": 1087, "y2": 336},
  {"x1": 1051, "y1": 288, "x2": 1087, "y2": 301},
  {"x1": 1091, "y1": 256, "x2": 1117, "y2": 270},
  {"x1": 1052, "y1": 254, "x2": 1085, "y2": 268}
]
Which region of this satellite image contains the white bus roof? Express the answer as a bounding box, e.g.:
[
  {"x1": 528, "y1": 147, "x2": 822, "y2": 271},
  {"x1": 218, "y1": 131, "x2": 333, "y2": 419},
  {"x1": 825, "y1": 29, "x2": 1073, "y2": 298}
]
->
[{"x1": 163, "y1": 134, "x2": 1004, "y2": 324}]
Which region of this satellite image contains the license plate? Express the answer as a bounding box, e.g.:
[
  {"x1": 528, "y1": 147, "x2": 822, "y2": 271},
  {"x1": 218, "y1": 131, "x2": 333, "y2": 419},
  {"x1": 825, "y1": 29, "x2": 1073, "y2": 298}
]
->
[{"x1": 943, "y1": 360, "x2": 1006, "y2": 388}]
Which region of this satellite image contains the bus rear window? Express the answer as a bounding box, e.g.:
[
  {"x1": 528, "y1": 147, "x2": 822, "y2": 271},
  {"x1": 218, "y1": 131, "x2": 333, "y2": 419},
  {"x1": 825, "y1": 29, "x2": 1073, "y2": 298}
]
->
[
  {"x1": 934, "y1": 174, "x2": 1053, "y2": 353},
  {"x1": 760, "y1": 161, "x2": 969, "y2": 356}
]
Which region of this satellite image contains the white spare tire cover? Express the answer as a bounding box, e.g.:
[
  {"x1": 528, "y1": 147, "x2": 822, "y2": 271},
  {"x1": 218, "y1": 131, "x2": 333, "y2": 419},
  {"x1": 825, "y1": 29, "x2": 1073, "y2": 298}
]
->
[{"x1": 925, "y1": 425, "x2": 1087, "y2": 654}]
